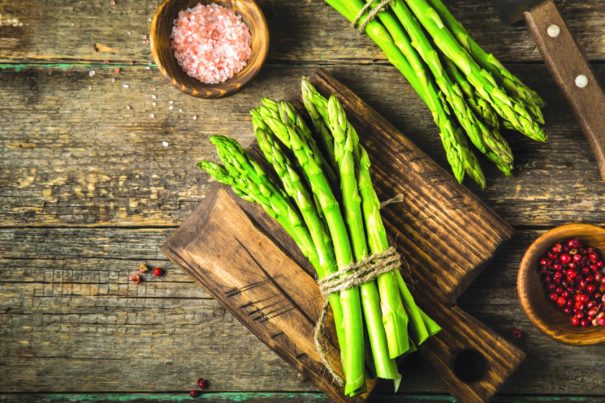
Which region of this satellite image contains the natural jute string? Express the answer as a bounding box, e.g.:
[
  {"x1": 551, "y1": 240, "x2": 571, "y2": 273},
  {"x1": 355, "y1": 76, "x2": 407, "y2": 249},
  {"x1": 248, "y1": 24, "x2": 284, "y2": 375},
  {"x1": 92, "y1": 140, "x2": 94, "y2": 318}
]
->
[
  {"x1": 380, "y1": 193, "x2": 404, "y2": 209},
  {"x1": 352, "y1": 0, "x2": 394, "y2": 33},
  {"x1": 313, "y1": 246, "x2": 401, "y2": 386}
]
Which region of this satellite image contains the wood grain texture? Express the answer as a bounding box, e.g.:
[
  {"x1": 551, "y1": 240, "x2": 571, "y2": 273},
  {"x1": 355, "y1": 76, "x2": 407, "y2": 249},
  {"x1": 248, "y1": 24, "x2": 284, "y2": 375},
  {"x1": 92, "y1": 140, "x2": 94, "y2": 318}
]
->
[
  {"x1": 150, "y1": 0, "x2": 269, "y2": 98},
  {"x1": 2, "y1": 64, "x2": 605, "y2": 228},
  {"x1": 1, "y1": 0, "x2": 605, "y2": 399},
  {"x1": 163, "y1": 72, "x2": 522, "y2": 402},
  {"x1": 0, "y1": 0, "x2": 603, "y2": 63},
  {"x1": 0, "y1": 393, "x2": 330, "y2": 403},
  {"x1": 0, "y1": 229, "x2": 309, "y2": 394},
  {"x1": 2, "y1": 392, "x2": 602, "y2": 402},
  {"x1": 524, "y1": 0, "x2": 605, "y2": 181},
  {"x1": 1, "y1": 227, "x2": 604, "y2": 395},
  {"x1": 162, "y1": 188, "x2": 521, "y2": 402},
  {"x1": 163, "y1": 189, "x2": 368, "y2": 403},
  {"x1": 418, "y1": 305, "x2": 523, "y2": 403},
  {"x1": 518, "y1": 223, "x2": 605, "y2": 345},
  {"x1": 310, "y1": 70, "x2": 513, "y2": 305}
]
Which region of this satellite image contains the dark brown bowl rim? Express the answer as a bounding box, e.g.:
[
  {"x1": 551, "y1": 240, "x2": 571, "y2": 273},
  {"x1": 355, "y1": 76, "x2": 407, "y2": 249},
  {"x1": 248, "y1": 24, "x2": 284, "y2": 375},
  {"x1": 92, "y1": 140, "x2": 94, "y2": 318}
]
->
[
  {"x1": 518, "y1": 223, "x2": 605, "y2": 345},
  {"x1": 150, "y1": 0, "x2": 269, "y2": 99}
]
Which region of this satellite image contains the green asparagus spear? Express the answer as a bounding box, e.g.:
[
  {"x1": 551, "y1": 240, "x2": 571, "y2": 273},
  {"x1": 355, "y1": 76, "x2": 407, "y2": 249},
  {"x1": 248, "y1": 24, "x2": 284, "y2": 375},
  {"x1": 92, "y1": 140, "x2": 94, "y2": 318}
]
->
[
  {"x1": 404, "y1": 0, "x2": 546, "y2": 142},
  {"x1": 323, "y1": 0, "x2": 472, "y2": 184},
  {"x1": 354, "y1": 0, "x2": 487, "y2": 186},
  {"x1": 251, "y1": 110, "x2": 336, "y2": 278},
  {"x1": 388, "y1": 1, "x2": 480, "y2": 150},
  {"x1": 263, "y1": 98, "x2": 337, "y2": 223},
  {"x1": 251, "y1": 110, "x2": 350, "y2": 375},
  {"x1": 198, "y1": 138, "x2": 318, "y2": 270},
  {"x1": 328, "y1": 93, "x2": 440, "y2": 347},
  {"x1": 257, "y1": 106, "x2": 367, "y2": 396},
  {"x1": 387, "y1": 0, "x2": 509, "y2": 177},
  {"x1": 327, "y1": 95, "x2": 401, "y2": 380},
  {"x1": 328, "y1": 95, "x2": 410, "y2": 358},
  {"x1": 445, "y1": 57, "x2": 500, "y2": 129},
  {"x1": 439, "y1": 58, "x2": 515, "y2": 174},
  {"x1": 395, "y1": 272, "x2": 442, "y2": 341},
  {"x1": 260, "y1": 98, "x2": 339, "y2": 188},
  {"x1": 357, "y1": 144, "x2": 441, "y2": 345},
  {"x1": 389, "y1": 0, "x2": 507, "y2": 165},
  {"x1": 427, "y1": 0, "x2": 545, "y2": 123},
  {"x1": 301, "y1": 78, "x2": 338, "y2": 173}
]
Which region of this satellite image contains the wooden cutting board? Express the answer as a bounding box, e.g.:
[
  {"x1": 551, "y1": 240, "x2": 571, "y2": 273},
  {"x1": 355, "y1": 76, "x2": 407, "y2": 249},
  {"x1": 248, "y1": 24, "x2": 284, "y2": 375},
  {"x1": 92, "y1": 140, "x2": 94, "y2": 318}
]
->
[{"x1": 162, "y1": 70, "x2": 524, "y2": 402}]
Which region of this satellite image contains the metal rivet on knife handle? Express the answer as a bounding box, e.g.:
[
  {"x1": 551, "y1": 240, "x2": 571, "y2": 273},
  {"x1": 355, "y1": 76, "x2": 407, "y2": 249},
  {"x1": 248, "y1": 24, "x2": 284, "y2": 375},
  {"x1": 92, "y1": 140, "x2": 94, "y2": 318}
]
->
[
  {"x1": 519, "y1": 0, "x2": 605, "y2": 181},
  {"x1": 575, "y1": 75, "x2": 589, "y2": 89},
  {"x1": 547, "y1": 24, "x2": 560, "y2": 38}
]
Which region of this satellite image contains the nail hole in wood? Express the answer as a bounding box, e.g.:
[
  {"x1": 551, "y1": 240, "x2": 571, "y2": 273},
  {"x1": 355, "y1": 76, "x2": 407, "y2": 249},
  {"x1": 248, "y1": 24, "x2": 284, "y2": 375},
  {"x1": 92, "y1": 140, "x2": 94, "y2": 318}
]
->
[{"x1": 452, "y1": 349, "x2": 487, "y2": 383}]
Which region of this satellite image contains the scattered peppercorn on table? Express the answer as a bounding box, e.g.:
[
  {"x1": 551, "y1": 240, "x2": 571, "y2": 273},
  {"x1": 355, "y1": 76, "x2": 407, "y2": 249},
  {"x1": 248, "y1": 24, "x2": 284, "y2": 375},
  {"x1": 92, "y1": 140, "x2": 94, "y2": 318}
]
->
[{"x1": 0, "y1": 0, "x2": 604, "y2": 402}]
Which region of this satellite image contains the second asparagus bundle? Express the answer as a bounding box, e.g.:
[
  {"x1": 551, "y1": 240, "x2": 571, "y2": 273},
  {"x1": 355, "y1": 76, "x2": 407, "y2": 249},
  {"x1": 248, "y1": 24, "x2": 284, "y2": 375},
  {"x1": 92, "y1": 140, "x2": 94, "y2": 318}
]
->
[
  {"x1": 322, "y1": 0, "x2": 547, "y2": 188},
  {"x1": 199, "y1": 78, "x2": 441, "y2": 397}
]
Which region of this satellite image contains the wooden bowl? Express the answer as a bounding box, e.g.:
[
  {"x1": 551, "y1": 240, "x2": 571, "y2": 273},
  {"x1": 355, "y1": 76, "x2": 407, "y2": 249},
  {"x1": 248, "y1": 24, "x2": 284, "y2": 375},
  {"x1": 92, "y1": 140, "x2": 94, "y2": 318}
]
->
[
  {"x1": 150, "y1": 0, "x2": 269, "y2": 99},
  {"x1": 518, "y1": 223, "x2": 605, "y2": 345}
]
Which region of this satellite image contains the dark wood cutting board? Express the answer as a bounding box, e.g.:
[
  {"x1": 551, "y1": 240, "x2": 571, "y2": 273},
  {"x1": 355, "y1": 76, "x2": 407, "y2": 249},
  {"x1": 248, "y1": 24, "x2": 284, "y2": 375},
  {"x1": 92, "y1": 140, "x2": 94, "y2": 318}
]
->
[{"x1": 162, "y1": 70, "x2": 524, "y2": 403}]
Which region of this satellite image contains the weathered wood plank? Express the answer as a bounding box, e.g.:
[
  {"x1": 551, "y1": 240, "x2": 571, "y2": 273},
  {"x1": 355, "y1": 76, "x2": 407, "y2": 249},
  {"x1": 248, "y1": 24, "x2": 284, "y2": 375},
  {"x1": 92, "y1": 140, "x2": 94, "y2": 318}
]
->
[
  {"x1": 0, "y1": 0, "x2": 603, "y2": 63},
  {"x1": 162, "y1": 189, "x2": 363, "y2": 403},
  {"x1": 0, "y1": 393, "x2": 601, "y2": 402},
  {"x1": 1, "y1": 227, "x2": 604, "y2": 394},
  {"x1": 1, "y1": 64, "x2": 605, "y2": 227},
  {"x1": 0, "y1": 236, "x2": 309, "y2": 393},
  {"x1": 0, "y1": 392, "x2": 330, "y2": 403}
]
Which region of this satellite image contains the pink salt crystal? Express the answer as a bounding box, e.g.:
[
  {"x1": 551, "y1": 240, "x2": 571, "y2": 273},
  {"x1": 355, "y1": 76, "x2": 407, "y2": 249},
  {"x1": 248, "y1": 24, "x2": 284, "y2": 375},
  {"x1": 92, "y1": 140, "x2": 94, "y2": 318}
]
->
[{"x1": 170, "y1": 3, "x2": 252, "y2": 84}]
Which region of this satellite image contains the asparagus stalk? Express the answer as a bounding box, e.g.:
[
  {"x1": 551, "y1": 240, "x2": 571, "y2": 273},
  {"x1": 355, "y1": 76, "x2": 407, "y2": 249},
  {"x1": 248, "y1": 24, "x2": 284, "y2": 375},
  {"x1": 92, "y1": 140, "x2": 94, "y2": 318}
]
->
[
  {"x1": 330, "y1": 93, "x2": 441, "y2": 345},
  {"x1": 258, "y1": 106, "x2": 366, "y2": 396},
  {"x1": 327, "y1": 95, "x2": 401, "y2": 380},
  {"x1": 445, "y1": 57, "x2": 500, "y2": 129},
  {"x1": 404, "y1": 0, "x2": 546, "y2": 143},
  {"x1": 427, "y1": 0, "x2": 546, "y2": 123},
  {"x1": 387, "y1": 0, "x2": 510, "y2": 179},
  {"x1": 302, "y1": 78, "x2": 338, "y2": 173},
  {"x1": 388, "y1": 1, "x2": 480, "y2": 150},
  {"x1": 357, "y1": 142, "x2": 442, "y2": 345},
  {"x1": 198, "y1": 137, "x2": 318, "y2": 270},
  {"x1": 303, "y1": 81, "x2": 441, "y2": 354},
  {"x1": 355, "y1": 0, "x2": 486, "y2": 186},
  {"x1": 328, "y1": 94, "x2": 366, "y2": 270},
  {"x1": 440, "y1": 59, "x2": 515, "y2": 174},
  {"x1": 327, "y1": 92, "x2": 417, "y2": 358},
  {"x1": 323, "y1": 0, "x2": 489, "y2": 185},
  {"x1": 251, "y1": 110, "x2": 350, "y2": 374},
  {"x1": 395, "y1": 273, "x2": 442, "y2": 341},
  {"x1": 260, "y1": 98, "x2": 339, "y2": 188},
  {"x1": 251, "y1": 111, "x2": 337, "y2": 278},
  {"x1": 265, "y1": 98, "x2": 336, "y2": 242}
]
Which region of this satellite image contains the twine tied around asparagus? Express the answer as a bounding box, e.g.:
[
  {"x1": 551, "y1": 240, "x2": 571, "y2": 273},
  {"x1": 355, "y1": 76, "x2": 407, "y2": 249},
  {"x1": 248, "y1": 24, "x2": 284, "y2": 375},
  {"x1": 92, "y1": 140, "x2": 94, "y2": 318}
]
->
[
  {"x1": 380, "y1": 193, "x2": 404, "y2": 209},
  {"x1": 313, "y1": 246, "x2": 402, "y2": 386},
  {"x1": 352, "y1": 0, "x2": 394, "y2": 33}
]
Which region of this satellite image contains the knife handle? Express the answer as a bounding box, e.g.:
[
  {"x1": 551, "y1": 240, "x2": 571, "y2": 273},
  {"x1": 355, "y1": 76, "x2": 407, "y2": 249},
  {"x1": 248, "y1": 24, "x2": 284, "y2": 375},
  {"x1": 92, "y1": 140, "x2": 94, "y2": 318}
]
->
[{"x1": 524, "y1": 0, "x2": 605, "y2": 180}]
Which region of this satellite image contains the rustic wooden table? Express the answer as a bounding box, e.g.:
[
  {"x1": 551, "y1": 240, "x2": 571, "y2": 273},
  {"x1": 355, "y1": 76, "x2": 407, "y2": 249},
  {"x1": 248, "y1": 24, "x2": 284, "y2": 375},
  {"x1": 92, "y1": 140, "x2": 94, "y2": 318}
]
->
[{"x1": 1, "y1": 1, "x2": 604, "y2": 402}]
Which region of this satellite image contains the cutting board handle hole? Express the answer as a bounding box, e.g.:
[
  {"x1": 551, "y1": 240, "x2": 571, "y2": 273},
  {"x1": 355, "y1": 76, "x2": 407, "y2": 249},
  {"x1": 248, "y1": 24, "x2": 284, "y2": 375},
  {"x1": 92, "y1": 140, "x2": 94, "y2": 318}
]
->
[{"x1": 452, "y1": 349, "x2": 487, "y2": 383}]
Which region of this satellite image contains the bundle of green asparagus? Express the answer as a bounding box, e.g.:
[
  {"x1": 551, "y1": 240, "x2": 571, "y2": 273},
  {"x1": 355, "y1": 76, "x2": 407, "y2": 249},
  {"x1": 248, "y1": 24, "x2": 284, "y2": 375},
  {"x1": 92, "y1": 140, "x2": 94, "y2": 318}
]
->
[
  {"x1": 322, "y1": 0, "x2": 546, "y2": 187},
  {"x1": 198, "y1": 78, "x2": 441, "y2": 397}
]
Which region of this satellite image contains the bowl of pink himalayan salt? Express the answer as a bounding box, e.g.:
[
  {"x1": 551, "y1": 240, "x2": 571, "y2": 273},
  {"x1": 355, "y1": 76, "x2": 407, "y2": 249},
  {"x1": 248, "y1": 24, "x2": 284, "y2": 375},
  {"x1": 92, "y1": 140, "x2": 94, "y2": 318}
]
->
[{"x1": 151, "y1": 0, "x2": 269, "y2": 99}]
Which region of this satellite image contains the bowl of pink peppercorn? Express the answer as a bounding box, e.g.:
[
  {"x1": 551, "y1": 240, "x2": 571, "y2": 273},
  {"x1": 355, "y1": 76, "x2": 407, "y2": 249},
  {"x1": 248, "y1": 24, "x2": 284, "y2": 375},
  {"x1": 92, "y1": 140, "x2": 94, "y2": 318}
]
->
[
  {"x1": 150, "y1": 0, "x2": 269, "y2": 99},
  {"x1": 518, "y1": 224, "x2": 605, "y2": 345}
]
